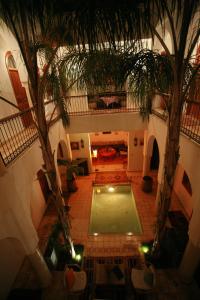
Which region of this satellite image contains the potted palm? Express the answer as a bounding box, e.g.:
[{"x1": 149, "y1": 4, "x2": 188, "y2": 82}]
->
[{"x1": 57, "y1": 159, "x2": 84, "y2": 192}]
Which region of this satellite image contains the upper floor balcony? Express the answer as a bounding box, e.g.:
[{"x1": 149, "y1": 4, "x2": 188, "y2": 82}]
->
[
  {"x1": 66, "y1": 91, "x2": 139, "y2": 116},
  {"x1": 0, "y1": 100, "x2": 59, "y2": 166},
  {"x1": 1, "y1": 92, "x2": 200, "y2": 167}
]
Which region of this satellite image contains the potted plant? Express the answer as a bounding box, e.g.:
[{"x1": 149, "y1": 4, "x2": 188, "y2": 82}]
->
[
  {"x1": 142, "y1": 175, "x2": 153, "y2": 193},
  {"x1": 57, "y1": 159, "x2": 84, "y2": 192}
]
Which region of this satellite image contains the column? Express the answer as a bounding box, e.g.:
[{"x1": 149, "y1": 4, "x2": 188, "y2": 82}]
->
[
  {"x1": 179, "y1": 240, "x2": 200, "y2": 284},
  {"x1": 28, "y1": 248, "x2": 52, "y2": 287}
]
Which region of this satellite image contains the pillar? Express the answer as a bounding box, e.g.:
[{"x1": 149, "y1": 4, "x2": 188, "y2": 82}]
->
[
  {"x1": 179, "y1": 240, "x2": 200, "y2": 284},
  {"x1": 28, "y1": 248, "x2": 52, "y2": 287}
]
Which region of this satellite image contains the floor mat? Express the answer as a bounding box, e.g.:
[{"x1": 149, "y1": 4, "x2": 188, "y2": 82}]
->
[{"x1": 95, "y1": 171, "x2": 130, "y2": 184}]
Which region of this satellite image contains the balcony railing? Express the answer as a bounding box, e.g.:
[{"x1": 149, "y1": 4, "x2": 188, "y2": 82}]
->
[
  {"x1": 0, "y1": 100, "x2": 59, "y2": 166},
  {"x1": 152, "y1": 101, "x2": 200, "y2": 144},
  {"x1": 1, "y1": 95, "x2": 199, "y2": 167},
  {"x1": 66, "y1": 92, "x2": 139, "y2": 116}
]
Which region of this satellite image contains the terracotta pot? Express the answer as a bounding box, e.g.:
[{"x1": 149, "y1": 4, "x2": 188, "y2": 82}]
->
[{"x1": 142, "y1": 176, "x2": 153, "y2": 193}]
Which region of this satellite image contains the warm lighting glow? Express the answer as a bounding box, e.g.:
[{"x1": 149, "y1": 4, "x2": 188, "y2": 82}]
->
[
  {"x1": 108, "y1": 186, "x2": 115, "y2": 192},
  {"x1": 93, "y1": 149, "x2": 98, "y2": 158},
  {"x1": 75, "y1": 254, "x2": 82, "y2": 262},
  {"x1": 96, "y1": 188, "x2": 101, "y2": 193},
  {"x1": 93, "y1": 233, "x2": 98, "y2": 236},
  {"x1": 139, "y1": 245, "x2": 150, "y2": 254},
  {"x1": 127, "y1": 232, "x2": 133, "y2": 236}
]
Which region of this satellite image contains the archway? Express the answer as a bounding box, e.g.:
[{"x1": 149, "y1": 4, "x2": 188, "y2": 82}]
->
[
  {"x1": 150, "y1": 139, "x2": 160, "y2": 171},
  {"x1": 144, "y1": 135, "x2": 160, "y2": 177}
]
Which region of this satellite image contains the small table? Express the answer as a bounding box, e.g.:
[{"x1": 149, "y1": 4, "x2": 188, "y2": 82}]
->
[
  {"x1": 98, "y1": 147, "x2": 116, "y2": 158},
  {"x1": 101, "y1": 96, "x2": 119, "y2": 107}
]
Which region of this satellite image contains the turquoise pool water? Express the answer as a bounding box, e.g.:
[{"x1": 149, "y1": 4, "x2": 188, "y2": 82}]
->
[{"x1": 89, "y1": 184, "x2": 142, "y2": 235}]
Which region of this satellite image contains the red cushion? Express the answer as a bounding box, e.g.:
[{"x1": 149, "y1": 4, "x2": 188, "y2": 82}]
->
[{"x1": 65, "y1": 268, "x2": 75, "y2": 290}]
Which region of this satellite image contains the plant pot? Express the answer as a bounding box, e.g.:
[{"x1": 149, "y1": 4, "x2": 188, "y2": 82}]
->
[
  {"x1": 67, "y1": 179, "x2": 78, "y2": 192},
  {"x1": 142, "y1": 176, "x2": 153, "y2": 193}
]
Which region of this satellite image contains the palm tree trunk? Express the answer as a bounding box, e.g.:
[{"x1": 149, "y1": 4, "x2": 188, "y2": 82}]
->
[
  {"x1": 152, "y1": 91, "x2": 182, "y2": 255},
  {"x1": 35, "y1": 97, "x2": 73, "y2": 254}
]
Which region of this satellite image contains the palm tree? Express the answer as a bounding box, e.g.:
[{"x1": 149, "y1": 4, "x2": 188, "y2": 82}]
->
[
  {"x1": 59, "y1": 0, "x2": 200, "y2": 255},
  {"x1": 0, "y1": 0, "x2": 76, "y2": 255}
]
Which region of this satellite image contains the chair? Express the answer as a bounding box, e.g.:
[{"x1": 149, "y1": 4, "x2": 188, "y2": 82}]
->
[
  {"x1": 64, "y1": 264, "x2": 87, "y2": 297},
  {"x1": 131, "y1": 265, "x2": 156, "y2": 299}
]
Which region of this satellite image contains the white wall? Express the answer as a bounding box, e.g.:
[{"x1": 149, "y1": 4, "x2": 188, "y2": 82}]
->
[
  {"x1": 147, "y1": 114, "x2": 200, "y2": 246},
  {"x1": 0, "y1": 119, "x2": 68, "y2": 298},
  {"x1": 0, "y1": 238, "x2": 25, "y2": 300},
  {"x1": 128, "y1": 130, "x2": 144, "y2": 171},
  {"x1": 67, "y1": 112, "x2": 147, "y2": 133},
  {"x1": 90, "y1": 131, "x2": 128, "y2": 144},
  {"x1": 0, "y1": 23, "x2": 31, "y2": 119},
  {"x1": 69, "y1": 132, "x2": 92, "y2": 172}
]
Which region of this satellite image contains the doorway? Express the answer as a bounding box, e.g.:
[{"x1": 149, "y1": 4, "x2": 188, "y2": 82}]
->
[
  {"x1": 6, "y1": 52, "x2": 33, "y2": 127},
  {"x1": 90, "y1": 131, "x2": 128, "y2": 172},
  {"x1": 150, "y1": 139, "x2": 159, "y2": 170}
]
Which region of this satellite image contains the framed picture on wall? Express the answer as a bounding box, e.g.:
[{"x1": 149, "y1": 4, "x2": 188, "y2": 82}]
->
[{"x1": 70, "y1": 141, "x2": 79, "y2": 150}]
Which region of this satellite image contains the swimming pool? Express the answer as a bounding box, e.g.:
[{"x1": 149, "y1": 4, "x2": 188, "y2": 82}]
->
[{"x1": 89, "y1": 184, "x2": 142, "y2": 235}]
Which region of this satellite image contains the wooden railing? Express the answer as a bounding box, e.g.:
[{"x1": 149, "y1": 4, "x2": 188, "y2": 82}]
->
[{"x1": 0, "y1": 100, "x2": 59, "y2": 166}]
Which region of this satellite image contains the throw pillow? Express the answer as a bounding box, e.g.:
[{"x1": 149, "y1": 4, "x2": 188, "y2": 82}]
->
[
  {"x1": 65, "y1": 268, "x2": 75, "y2": 290},
  {"x1": 111, "y1": 265, "x2": 124, "y2": 280}
]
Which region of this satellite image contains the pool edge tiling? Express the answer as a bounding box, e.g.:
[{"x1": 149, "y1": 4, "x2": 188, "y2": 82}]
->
[
  {"x1": 67, "y1": 171, "x2": 175, "y2": 257},
  {"x1": 89, "y1": 184, "x2": 143, "y2": 235}
]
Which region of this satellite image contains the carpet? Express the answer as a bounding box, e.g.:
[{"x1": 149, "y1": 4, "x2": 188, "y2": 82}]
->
[
  {"x1": 95, "y1": 171, "x2": 130, "y2": 184},
  {"x1": 93, "y1": 155, "x2": 127, "y2": 165}
]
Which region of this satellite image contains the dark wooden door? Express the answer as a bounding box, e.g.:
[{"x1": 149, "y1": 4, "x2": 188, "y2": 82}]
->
[{"x1": 8, "y1": 69, "x2": 33, "y2": 127}]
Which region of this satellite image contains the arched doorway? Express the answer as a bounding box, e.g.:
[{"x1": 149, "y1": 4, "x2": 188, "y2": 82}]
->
[
  {"x1": 150, "y1": 139, "x2": 160, "y2": 170},
  {"x1": 6, "y1": 51, "x2": 33, "y2": 127},
  {"x1": 57, "y1": 140, "x2": 69, "y2": 160}
]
